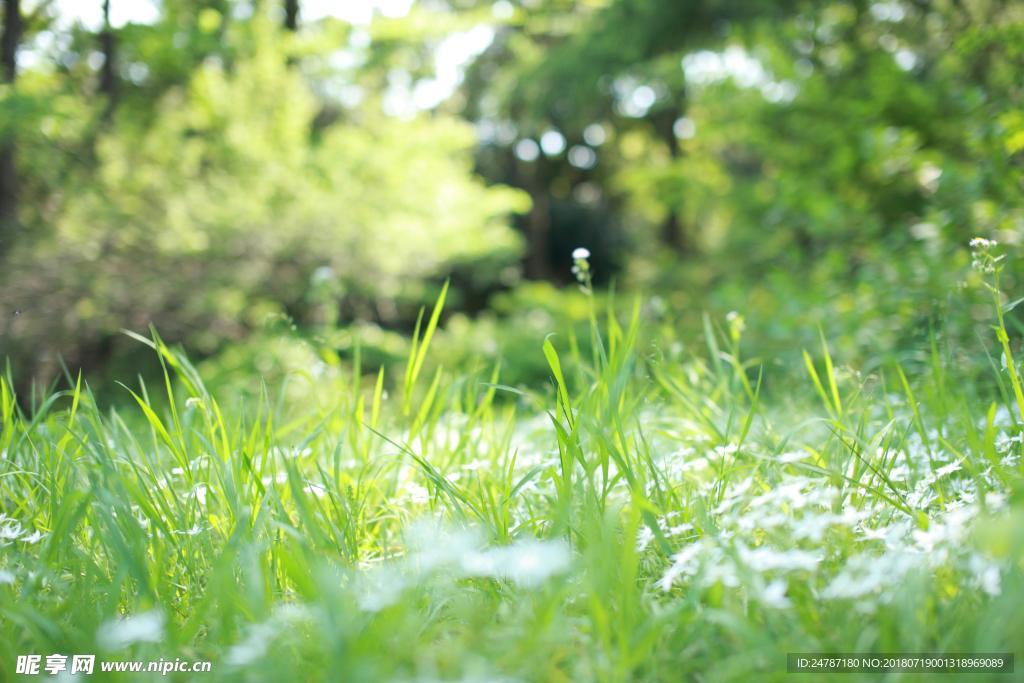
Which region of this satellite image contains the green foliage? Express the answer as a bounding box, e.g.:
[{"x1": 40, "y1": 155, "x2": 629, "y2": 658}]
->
[
  {"x1": 465, "y1": 0, "x2": 1024, "y2": 351},
  {"x1": 1, "y1": 11, "x2": 526, "y2": 386}
]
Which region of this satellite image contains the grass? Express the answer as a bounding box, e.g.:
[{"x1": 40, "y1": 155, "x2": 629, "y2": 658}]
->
[{"x1": 2, "y1": 270, "x2": 1024, "y2": 682}]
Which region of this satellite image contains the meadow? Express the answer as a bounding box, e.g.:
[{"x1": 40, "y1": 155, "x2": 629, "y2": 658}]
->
[
  {"x1": 2, "y1": 244, "x2": 1022, "y2": 682},
  {"x1": 2, "y1": 1, "x2": 1023, "y2": 680}
]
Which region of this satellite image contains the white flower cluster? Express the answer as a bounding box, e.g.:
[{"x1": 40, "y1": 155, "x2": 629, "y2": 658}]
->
[
  {"x1": 646, "y1": 424, "x2": 1011, "y2": 613},
  {"x1": 0, "y1": 515, "x2": 46, "y2": 546},
  {"x1": 969, "y1": 236, "x2": 1000, "y2": 273},
  {"x1": 355, "y1": 522, "x2": 572, "y2": 614},
  {"x1": 571, "y1": 247, "x2": 591, "y2": 285}
]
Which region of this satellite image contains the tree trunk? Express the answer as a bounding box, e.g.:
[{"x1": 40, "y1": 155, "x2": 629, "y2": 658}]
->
[
  {"x1": 284, "y1": 0, "x2": 299, "y2": 31},
  {"x1": 660, "y1": 211, "x2": 683, "y2": 252},
  {"x1": 654, "y1": 102, "x2": 686, "y2": 252},
  {"x1": 521, "y1": 150, "x2": 552, "y2": 280},
  {"x1": 524, "y1": 188, "x2": 551, "y2": 280},
  {"x1": 99, "y1": 0, "x2": 117, "y2": 120},
  {"x1": 0, "y1": 0, "x2": 20, "y2": 250}
]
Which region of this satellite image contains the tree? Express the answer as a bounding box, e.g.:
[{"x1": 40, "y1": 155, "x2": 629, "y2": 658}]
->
[
  {"x1": 0, "y1": 6, "x2": 528, "y2": 387},
  {"x1": 284, "y1": 0, "x2": 298, "y2": 31},
  {"x1": 0, "y1": 0, "x2": 20, "y2": 250},
  {"x1": 455, "y1": 0, "x2": 805, "y2": 280},
  {"x1": 99, "y1": 0, "x2": 117, "y2": 119}
]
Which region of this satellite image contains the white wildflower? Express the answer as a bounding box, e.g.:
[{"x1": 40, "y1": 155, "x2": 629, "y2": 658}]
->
[
  {"x1": 636, "y1": 526, "x2": 654, "y2": 552},
  {"x1": 888, "y1": 463, "x2": 912, "y2": 482},
  {"x1": 713, "y1": 443, "x2": 739, "y2": 460},
  {"x1": 906, "y1": 487, "x2": 937, "y2": 510},
  {"x1": 933, "y1": 461, "x2": 962, "y2": 478},
  {"x1": 859, "y1": 525, "x2": 890, "y2": 541},
  {"x1": 703, "y1": 553, "x2": 741, "y2": 588},
  {"x1": 303, "y1": 483, "x2": 327, "y2": 498},
  {"x1": 21, "y1": 530, "x2": 45, "y2": 544},
  {"x1": 822, "y1": 552, "x2": 917, "y2": 600},
  {"x1": 225, "y1": 605, "x2": 312, "y2": 666},
  {"x1": 737, "y1": 512, "x2": 788, "y2": 532},
  {"x1": 403, "y1": 482, "x2": 430, "y2": 505},
  {"x1": 985, "y1": 491, "x2": 1007, "y2": 510},
  {"x1": 790, "y1": 513, "x2": 840, "y2": 541},
  {"x1": 0, "y1": 520, "x2": 23, "y2": 541},
  {"x1": 225, "y1": 621, "x2": 278, "y2": 666},
  {"x1": 658, "y1": 543, "x2": 704, "y2": 591},
  {"x1": 759, "y1": 579, "x2": 792, "y2": 608},
  {"x1": 968, "y1": 555, "x2": 1002, "y2": 596},
  {"x1": 777, "y1": 450, "x2": 807, "y2": 463},
  {"x1": 970, "y1": 237, "x2": 999, "y2": 272},
  {"x1": 461, "y1": 539, "x2": 572, "y2": 587},
  {"x1": 994, "y1": 431, "x2": 1023, "y2": 452},
  {"x1": 97, "y1": 611, "x2": 165, "y2": 650},
  {"x1": 571, "y1": 247, "x2": 592, "y2": 284},
  {"x1": 260, "y1": 472, "x2": 289, "y2": 486},
  {"x1": 737, "y1": 545, "x2": 821, "y2": 572},
  {"x1": 357, "y1": 565, "x2": 408, "y2": 612}
]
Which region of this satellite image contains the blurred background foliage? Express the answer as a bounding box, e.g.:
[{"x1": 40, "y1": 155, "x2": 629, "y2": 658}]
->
[{"x1": 0, "y1": 0, "x2": 1022, "y2": 398}]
